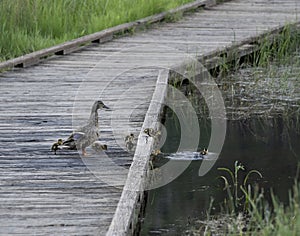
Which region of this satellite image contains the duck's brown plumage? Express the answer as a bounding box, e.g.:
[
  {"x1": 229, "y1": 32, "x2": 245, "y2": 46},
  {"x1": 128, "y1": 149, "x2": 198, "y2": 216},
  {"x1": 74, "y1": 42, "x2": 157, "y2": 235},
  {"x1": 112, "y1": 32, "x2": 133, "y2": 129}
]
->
[{"x1": 59, "y1": 100, "x2": 109, "y2": 155}]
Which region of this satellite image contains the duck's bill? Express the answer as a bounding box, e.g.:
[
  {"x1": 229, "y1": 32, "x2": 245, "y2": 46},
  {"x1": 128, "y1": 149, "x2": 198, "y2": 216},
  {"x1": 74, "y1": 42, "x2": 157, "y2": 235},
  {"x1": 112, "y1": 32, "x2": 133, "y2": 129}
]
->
[{"x1": 103, "y1": 105, "x2": 110, "y2": 109}]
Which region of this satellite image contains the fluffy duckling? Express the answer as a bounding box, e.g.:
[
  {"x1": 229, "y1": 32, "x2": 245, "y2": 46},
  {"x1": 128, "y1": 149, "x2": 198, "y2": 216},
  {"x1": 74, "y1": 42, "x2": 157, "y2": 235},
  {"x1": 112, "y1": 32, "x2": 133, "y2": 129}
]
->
[
  {"x1": 151, "y1": 149, "x2": 161, "y2": 157},
  {"x1": 200, "y1": 148, "x2": 208, "y2": 155},
  {"x1": 144, "y1": 128, "x2": 161, "y2": 144},
  {"x1": 125, "y1": 133, "x2": 135, "y2": 151},
  {"x1": 60, "y1": 100, "x2": 109, "y2": 156},
  {"x1": 144, "y1": 128, "x2": 154, "y2": 137},
  {"x1": 91, "y1": 141, "x2": 108, "y2": 152},
  {"x1": 149, "y1": 149, "x2": 161, "y2": 169},
  {"x1": 51, "y1": 138, "x2": 63, "y2": 155}
]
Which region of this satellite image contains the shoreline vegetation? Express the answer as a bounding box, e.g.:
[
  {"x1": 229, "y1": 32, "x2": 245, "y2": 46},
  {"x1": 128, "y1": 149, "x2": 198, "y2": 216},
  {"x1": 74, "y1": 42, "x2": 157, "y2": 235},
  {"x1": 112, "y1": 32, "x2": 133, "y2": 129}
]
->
[
  {"x1": 0, "y1": 0, "x2": 194, "y2": 62},
  {"x1": 189, "y1": 25, "x2": 300, "y2": 235},
  {"x1": 193, "y1": 164, "x2": 300, "y2": 235}
]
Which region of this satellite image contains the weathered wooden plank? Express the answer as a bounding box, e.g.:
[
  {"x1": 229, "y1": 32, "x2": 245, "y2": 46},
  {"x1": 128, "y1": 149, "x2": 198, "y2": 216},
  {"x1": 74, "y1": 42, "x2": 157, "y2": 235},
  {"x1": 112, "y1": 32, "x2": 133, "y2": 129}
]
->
[
  {"x1": 0, "y1": 0, "x2": 300, "y2": 235},
  {"x1": 107, "y1": 69, "x2": 169, "y2": 235}
]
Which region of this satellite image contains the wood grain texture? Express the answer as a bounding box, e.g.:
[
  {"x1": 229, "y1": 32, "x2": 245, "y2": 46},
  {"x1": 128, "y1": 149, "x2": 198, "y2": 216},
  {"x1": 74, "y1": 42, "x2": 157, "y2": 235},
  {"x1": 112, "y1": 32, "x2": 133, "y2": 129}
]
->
[{"x1": 0, "y1": 0, "x2": 300, "y2": 235}]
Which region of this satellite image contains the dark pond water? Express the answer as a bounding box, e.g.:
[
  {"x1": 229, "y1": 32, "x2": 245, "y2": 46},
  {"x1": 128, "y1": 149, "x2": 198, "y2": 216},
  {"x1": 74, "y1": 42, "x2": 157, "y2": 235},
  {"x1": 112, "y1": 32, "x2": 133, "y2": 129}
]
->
[
  {"x1": 140, "y1": 63, "x2": 300, "y2": 235},
  {"x1": 140, "y1": 113, "x2": 300, "y2": 235}
]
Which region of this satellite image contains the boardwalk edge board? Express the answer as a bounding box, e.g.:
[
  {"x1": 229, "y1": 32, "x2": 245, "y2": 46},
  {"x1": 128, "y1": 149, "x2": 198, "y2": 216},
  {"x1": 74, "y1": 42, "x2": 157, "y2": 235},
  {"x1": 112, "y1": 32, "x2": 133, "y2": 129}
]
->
[
  {"x1": 0, "y1": 0, "x2": 219, "y2": 71},
  {"x1": 107, "y1": 69, "x2": 169, "y2": 235}
]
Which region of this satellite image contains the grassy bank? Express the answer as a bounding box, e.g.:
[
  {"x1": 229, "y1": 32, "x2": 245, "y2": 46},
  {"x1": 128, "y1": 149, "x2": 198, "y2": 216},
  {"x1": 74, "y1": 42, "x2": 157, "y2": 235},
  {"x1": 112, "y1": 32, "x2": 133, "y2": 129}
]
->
[{"x1": 0, "y1": 0, "x2": 194, "y2": 62}]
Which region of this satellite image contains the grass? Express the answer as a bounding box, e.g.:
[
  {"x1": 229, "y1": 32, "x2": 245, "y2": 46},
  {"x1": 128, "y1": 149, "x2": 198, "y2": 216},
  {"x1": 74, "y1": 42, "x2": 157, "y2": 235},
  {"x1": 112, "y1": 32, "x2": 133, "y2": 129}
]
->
[
  {"x1": 0, "y1": 0, "x2": 194, "y2": 62},
  {"x1": 212, "y1": 24, "x2": 300, "y2": 77},
  {"x1": 253, "y1": 24, "x2": 300, "y2": 67}
]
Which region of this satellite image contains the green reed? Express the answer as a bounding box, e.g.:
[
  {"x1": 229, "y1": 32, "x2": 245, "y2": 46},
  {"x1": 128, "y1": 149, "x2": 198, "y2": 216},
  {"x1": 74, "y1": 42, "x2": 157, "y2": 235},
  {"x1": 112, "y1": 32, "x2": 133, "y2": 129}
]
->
[{"x1": 254, "y1": 24, "x2": 300, "y2": 67}]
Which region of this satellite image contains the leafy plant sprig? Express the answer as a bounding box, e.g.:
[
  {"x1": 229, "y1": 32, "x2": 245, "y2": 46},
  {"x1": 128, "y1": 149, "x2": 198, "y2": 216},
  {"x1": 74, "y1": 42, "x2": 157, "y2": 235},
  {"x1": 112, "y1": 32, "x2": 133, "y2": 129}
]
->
[{"x1": 218, "y1": 161, "x2": 263, "y2": 213}]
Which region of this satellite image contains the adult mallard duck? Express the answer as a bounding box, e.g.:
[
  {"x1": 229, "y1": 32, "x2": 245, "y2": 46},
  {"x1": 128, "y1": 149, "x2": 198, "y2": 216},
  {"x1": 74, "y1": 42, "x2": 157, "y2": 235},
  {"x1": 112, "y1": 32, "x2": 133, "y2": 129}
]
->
[{"x1": 58, "y1": 100, "x2": 109, "y2": 156}]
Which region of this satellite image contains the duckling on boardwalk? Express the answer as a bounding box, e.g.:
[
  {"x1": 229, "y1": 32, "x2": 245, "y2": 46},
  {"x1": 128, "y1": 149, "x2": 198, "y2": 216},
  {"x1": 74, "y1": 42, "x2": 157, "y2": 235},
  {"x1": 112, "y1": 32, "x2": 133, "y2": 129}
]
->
[
  {"x1": 91, "y1": 141, "x2": 108, "y2": 152},
  {"x1": 125, "y1": 133, "x2": 135, "y2": 151},
  {"x1": 200, "y1": 148, "x2": 208, "y2": 155},
  {"x1": 55, "y1": 100, "x2": 109, "y2": 156},
  {"x1": 51, "y1": 138, "x2": 63, "y2": 155}
]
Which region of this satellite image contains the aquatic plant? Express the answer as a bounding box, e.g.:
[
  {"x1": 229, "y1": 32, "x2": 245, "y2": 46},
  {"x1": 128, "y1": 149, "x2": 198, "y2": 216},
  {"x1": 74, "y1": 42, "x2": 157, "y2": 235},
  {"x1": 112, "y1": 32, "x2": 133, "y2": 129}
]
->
[
  {"x1": 211, "y1": 165, "x2": 300, "y2": 235},
  {"x1": 218, "y1": 161, "x2": 263, "y2": 213}
]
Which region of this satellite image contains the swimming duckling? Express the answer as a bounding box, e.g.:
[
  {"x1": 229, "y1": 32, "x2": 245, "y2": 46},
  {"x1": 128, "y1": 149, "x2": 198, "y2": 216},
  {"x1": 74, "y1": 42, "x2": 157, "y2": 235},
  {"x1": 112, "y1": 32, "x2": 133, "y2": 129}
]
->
[
  {"x1": 60, "y1": 100, "x2": 109, "y2": 156},
  {"x1": 125, "y1": 133, "x2": 135, "y2": 151},
  {"x1": 200, "y1": 148, "x2": 208, "y2": 155},
  {"x1": 91, "y1": 141, "x2": 108, "y2": 152},
  {"x1": 51, "y1": 138, "x2": 63, "y2": 155}
]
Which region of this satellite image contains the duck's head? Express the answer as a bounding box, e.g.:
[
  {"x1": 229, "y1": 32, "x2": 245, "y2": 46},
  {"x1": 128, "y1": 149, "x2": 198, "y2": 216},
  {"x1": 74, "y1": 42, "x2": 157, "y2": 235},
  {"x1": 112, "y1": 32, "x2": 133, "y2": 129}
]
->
[{"x1": 93, "y1": 100, "x2": 110, "y2": 111}]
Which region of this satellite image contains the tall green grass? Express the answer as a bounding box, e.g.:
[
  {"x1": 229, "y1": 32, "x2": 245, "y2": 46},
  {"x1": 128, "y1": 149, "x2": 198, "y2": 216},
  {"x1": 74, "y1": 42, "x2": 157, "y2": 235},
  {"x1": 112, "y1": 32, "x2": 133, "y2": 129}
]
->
[
  {"x1": 213, "y1": 24, "x2": 300, "y2": 77},
  {"x1": 253, "y1": 24, "x2": 300, "y2": 67},
  {"x1": 0, "y1": 0, "x2": 194, "y2": 61}
]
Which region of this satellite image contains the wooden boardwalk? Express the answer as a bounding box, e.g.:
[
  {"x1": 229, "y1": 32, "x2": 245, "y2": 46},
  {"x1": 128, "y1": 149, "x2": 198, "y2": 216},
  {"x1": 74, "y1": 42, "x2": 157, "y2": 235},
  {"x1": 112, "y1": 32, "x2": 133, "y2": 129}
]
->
[{"x1": 0, "y1": 0, "x2": 300, "y2": 235}]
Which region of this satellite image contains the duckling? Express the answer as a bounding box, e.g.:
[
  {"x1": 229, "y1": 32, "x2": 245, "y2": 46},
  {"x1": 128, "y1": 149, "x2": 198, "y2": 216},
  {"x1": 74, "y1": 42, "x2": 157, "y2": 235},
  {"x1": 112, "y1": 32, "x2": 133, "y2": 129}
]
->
[
  {"x1": 151, "y1": 149, "x2": 161, "y2": 157},
  {"x1": 144, "y1": 128, "x2": 161, "y2": 144},
  {"x1": 51, "y1": 138, "x2": 63, "y2": 155},
  {"x1": 60, "y1": 100, "x2": 109, "y2": 156},
  {"x1": 200, "y1": 148, "x2": 208, "y2": 155},
  {"x1": 125, "y1": 133, "x2": 135, "y2": 151},
  {"x1": 144, "y1": 128, "x2": 154, "y2": 137},
  {"x1": 149, "y1": 149, "x2": 161, "y2": 170},
  {"x1": 153, "y1": 130, "x2": 161, "y2": 145},
  {"x1": 91, "y1": 141, "x2": 108, "y2": 152},
  {"x1": 144, "y1": 128, "x2": 153, "y2": 143}
]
